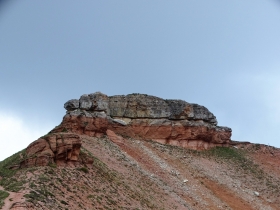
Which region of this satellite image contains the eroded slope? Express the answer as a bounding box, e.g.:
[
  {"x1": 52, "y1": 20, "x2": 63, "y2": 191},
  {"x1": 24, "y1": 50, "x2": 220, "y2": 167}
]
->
[{"x1": 1, "y1": 132, "x2": 279, "y2": 210}]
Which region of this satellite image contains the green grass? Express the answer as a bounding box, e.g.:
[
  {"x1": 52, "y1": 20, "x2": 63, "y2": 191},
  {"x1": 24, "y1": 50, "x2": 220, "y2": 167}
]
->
[
  {"x1": 202, "y1": 147, "x2": 258, "y2": 171},
  {"x1": 205, "y1": 147, "x2": 247, "y2": 162},
  {"x1": 61, "y1": 128, "x2": 68, "y2": 132},
  {"x1": 38, "y1": 174, "x2": 50, "y2": 182},
  {"x1": 0, "y1": 150, "x2": 27, "y2": 192},
  {"x1": 0, "y1": 190, "x2": 9, "y2": 208},
  {"x1": 77, "y1": 167, "x2": 89, "y2": 173},
  {"x1": 24, "y1": 190, "x2": 45, "y2": 202},
  {"x1": 0, "y1": 149, "x2": 25, "y2": 179},
  {"x1": 203, "y1": 147, "x2": 270, "y2": 180},
  {"x1": 1, "y1": 179, "x2": 26, "y2": 192},
  {"x1": 24, "y1": 187, "x2": 54, "y2": 203},
  {"x1": 48, "y1": 162, "x2": 57, "y2": 168}
]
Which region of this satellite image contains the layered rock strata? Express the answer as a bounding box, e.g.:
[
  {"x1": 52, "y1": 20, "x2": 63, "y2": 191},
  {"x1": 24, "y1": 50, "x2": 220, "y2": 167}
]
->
[
  {"x1": 20, "y1": 133, "x2": 93, "y2": 167},
  {"x1": 52, "y1": 92, "x2": 232, "y2": 150}
]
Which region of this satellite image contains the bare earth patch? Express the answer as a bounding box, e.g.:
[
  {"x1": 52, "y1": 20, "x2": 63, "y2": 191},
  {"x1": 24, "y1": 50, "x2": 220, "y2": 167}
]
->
[{"x1": 1, "y1": 134, "x2": 280, "y2": 209}]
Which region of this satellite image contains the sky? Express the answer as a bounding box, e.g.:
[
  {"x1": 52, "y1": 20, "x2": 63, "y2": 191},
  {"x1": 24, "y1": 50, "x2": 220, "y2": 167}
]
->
[{"x1": 1, "y1": 0, "x2": 280, "y2": 160}]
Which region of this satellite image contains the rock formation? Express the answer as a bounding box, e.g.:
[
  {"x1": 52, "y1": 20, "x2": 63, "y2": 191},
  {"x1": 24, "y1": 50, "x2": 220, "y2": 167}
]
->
[
  {"x1": 20, "y1": 92, "x2": 232, "y2": 167},
  {"x1": 4, "y1": 92, "x2": 280, "y2": 210},
  {"x1": 53, "y1": 92, "x2": 232, "y2": 150},
  {"x1": 20, "y1": 133, "x2": 93, "y2": 168}
]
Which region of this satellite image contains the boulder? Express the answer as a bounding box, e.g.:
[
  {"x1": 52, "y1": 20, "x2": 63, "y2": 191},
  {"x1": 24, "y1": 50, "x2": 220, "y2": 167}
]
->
[
  {"x1": 254, "y1": 191, "x2": 260, "y2": 196},
  {"x1": 166, "y1": 100, "x2": 217, "y2": 125},
  {"x1": 89, "y1": 92, "x2": 110, "y2": 113},
  {"x1": 64, "y1": 99, "x2": 79, "y2": 111},
  {"x1": 192, "y1": 104, "x2": 217, "y2": 125},
  {"x1": 112, "y1": 118, "x2": 127, "y2": 125},
  {"x1": 79, "y1": 94, "x2": 92, "y2": 110}
]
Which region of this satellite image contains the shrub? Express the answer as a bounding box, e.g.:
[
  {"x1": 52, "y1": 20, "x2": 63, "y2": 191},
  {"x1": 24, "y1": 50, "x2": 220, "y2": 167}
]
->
[
  {"x1": 61, "y1": 128, "x2": 68, "y2": 132},
  {"x1": 48, "y1": 162, "x2": 57, "y2": 168},
  {"x1": 61, "y1": 200, "x2": 68, "y2": 205},
  {"x1": 77, "y1": 167, "x2": 89, "y2": 173}
]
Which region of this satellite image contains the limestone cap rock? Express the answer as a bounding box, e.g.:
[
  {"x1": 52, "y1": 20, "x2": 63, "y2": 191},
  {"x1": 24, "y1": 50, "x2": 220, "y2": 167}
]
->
[
  {"x1": 56, "y1": 91, "x2": 232, "y2": 150},
  {"x1": 64, "y1": 92, "x2": 218, "y2": 125}
]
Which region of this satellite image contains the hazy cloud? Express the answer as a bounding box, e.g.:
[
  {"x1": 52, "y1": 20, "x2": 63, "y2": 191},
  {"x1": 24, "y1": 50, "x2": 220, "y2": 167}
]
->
[{"x1": 0, "y1": 112, "x2": 52, "y2": 161}]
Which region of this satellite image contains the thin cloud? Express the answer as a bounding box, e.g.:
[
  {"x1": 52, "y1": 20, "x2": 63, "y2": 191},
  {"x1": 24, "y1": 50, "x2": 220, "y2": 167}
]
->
[{"x1": 0, "y1": 112, "x2": 52, "y2": 161}]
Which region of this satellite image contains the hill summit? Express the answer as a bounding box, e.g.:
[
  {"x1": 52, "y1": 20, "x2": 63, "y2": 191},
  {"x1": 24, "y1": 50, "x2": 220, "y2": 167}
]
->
[
  {"x1": 58, "y1": 92, "x2": 232, "y2": 148},
  {"x1": 24, "y1": 92, "x2": 232, "y2": 168},
  {"x1": 0, "y1": 92, "x2": 280, "y2": 210}
]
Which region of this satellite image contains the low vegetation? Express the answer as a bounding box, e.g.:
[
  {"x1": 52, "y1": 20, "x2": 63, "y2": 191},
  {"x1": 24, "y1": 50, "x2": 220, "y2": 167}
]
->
[
  {"x1": 0, "y1": 190, "x2": 10, "y2": 208},
  {"x1": 1, "y1": 136, "x2": 279, "y2": 209},
  {"x1": 77, "y1": 167, "x2": 89, "y2": 173},
  {"x1": 0, "y1": 150, "x2": 27, "y2": 192},
  {"x1": 0, "y1": 150, "x2": 25, "y2": 178},
  {"x1": 203, "y1": 147, "x2": 260, "y2": 174},
  {"x1": 205, "y1": 147, "x2": 246, "y2": 161}
]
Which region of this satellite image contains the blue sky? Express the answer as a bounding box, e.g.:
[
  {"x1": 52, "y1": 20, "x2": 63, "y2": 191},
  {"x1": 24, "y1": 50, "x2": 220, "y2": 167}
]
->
[{"x1": 1, "y1": 0, "x2": 280, "y2": 160}]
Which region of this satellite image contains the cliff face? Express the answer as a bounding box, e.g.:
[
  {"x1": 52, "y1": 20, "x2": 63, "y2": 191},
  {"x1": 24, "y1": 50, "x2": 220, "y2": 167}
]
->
[{"x1": 53, "y1": 92, "x2": 232, "y2": 150}]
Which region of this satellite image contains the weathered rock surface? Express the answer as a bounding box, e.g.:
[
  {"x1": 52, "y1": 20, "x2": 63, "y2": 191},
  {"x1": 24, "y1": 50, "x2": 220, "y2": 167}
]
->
[
  {"x1": 89, "y1": 92, "x2": 110, "y2": 113},
  {"x1": 109, "y1": 94, "x2": 171, "y2": 118},
  {"x1": 64, "y1": 99, "x2": 79, "y2": 111},
  {"x1": 19, "y1": 133, "x2": 92, "y2": 167},
  {"x1": 51, "y1": 92, "x2": 232, "y2": 150},
  {"x1": 79, "y1": 94, "x2": 92, "y2": 110},
  {"x1": 64, "y1": 92, "x2": 218, "y2": 123},
  {"x1": 9, "y1": 202, "x2": 34, "y2": 210}
]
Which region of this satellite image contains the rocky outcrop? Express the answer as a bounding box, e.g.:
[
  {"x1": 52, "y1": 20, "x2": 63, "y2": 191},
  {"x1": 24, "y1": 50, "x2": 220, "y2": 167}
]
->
[
  {"x1": 20, "y1": 133, "x2": 93, "y2": 167},
  {"x1": 21, "y1": 92, "x2": 232, "y2": 169},
  {"x1": 52, "y1": 92, "x2": 232, "y2": 150},
  {"x1": 63, "y1": 93, "x2": 218, "y2": 124}
]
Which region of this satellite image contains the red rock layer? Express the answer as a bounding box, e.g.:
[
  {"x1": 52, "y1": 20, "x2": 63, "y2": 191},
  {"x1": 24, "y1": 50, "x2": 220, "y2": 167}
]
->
[
  {"x1": 51, "y1": 113, "x2": 232, "y2": 150},
  {"x1": 20, "y1": 133, "x2": 93, "y2": 168}
]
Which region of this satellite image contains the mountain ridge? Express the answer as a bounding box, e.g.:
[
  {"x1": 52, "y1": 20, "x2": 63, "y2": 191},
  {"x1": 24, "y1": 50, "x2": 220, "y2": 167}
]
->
[{"x1": 0, "y1": 92, "x2": 279, "y2": 210}]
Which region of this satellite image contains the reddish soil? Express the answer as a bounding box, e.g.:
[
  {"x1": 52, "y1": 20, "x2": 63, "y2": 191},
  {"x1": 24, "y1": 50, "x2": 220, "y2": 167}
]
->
[
  {"x1": 0, "y1": 186, "x2": 29, "y2": 210},
  {"x1": 1, "y1": 133, "x2": 280, "y2": 209},
  {"x1": 202, "y1": 179, "x2": 255, "y2": 210}
]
